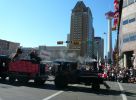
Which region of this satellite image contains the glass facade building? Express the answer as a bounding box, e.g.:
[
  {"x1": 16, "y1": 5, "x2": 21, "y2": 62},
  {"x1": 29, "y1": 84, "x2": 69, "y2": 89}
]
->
[{"x1": 69, "y1": 1, "x2": 94, "y2": 57}]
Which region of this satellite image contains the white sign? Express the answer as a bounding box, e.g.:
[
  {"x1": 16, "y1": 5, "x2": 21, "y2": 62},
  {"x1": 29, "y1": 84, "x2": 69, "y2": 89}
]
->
[{"x1": 39, "y1": 50, "x2": 51, "y2": 60}]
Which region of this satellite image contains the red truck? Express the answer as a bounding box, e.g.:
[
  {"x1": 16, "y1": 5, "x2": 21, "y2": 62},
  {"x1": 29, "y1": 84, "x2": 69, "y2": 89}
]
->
[{"x1": 0, "y1": 55, "x2": 49, "y2": 85}]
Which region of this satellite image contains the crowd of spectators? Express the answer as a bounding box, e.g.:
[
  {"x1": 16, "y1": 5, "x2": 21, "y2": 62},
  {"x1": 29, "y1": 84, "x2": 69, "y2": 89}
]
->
[{"x1": 107, "y1": 66, "x2": 136, "y2": 83}]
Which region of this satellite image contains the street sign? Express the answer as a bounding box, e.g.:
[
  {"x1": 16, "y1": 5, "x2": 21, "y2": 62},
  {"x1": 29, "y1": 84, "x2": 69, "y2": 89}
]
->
[{"x1": 66, "y1": 41, "x2": 72, "y2": 43}]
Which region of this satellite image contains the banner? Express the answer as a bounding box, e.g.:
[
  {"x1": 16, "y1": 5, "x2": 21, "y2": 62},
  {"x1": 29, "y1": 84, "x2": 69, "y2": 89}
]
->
[{"x1": 113, "y1": 0, "x2": 120, "y2": 30}]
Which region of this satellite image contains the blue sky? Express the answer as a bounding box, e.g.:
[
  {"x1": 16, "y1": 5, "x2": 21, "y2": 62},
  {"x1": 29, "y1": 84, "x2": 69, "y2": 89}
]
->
[{"x1": 0, "y1": 0, "x2": 116, "y2": 52}]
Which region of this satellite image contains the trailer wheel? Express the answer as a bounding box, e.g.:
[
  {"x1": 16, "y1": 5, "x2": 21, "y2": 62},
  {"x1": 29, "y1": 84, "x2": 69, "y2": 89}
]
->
[
  {"x1": 9, "y1": 76, "x2": 15, "y2": 84},
  {"x1": 55, "y1": 75, "x2": 68, "y2": 89},
  {"x1": 1, "y1": 75, "x2": 7, "y2": 80},
  {"x1": 17, "y1": 77, "x2": 29, "y2": 84},
  {"x1": 92, "y1": 83, "x2": 100, "y2": 90},
  {"x1": 34, "y1": 79, "x2": 46, "y2": 85}
]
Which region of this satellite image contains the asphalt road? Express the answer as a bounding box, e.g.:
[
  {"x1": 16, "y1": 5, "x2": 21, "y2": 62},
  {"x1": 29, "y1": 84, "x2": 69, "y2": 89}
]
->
[{"x1": 0, "y1": 79, "x2": 136, "y2": 100}]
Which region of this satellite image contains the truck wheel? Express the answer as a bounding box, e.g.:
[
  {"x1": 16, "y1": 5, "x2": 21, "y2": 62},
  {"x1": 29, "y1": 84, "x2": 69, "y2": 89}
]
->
[
  {"x1": 55, "y1": 75, "x2": 68, "y2": 88},
  {"x1": 9, "y1": 76, "x2": 15, "y2": 84},
  {"x1": 92, "y1": 83, "x2": 100, "y2": 90}
]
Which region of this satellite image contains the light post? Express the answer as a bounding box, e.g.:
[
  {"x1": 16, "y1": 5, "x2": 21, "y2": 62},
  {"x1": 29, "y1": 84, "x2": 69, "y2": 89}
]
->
[
  {"x1": 132, "y1": 54, "x2": 136, "y2": 69},
  {"x1": 103, "y1": 32, "x2": 108, "y2": 68},
  {"x1": 95, "y1": 41, "x2": 99, "y2": 68}
]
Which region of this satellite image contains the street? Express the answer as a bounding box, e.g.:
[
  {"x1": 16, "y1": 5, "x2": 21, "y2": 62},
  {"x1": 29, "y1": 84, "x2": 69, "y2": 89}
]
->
[{"x1": 0, "y1": 79, "x2": 136, "y2": 100}]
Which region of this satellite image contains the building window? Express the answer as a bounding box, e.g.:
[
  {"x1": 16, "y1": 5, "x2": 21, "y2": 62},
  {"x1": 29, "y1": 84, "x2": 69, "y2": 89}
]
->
[
  {"x1": 123, "y1": 33, "x2": 136, "y2": 43},
  {"x1": 123, "y1": 19, "x2": 128, "y2": 25},
  {"x1": 130, "y1": 35, "x2": 136, "y2": 41},
  {"x1": 129, "y1": 18, "x2": 135, "y2": 23},
  {"x1": 123, "y1": 0, "x2": 128, "y2": 8},
  {"x1": 128, "y1": 0, "x2": 134, "y2": 5},
  {"x1": 123, "y1": 37, "x2": 129, "y2": 43}
]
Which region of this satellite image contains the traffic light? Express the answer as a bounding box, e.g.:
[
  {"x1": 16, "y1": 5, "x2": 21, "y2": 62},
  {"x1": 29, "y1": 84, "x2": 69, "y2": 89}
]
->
[
  {"x1": 57, "y1": 41, "x2": 63, "y2": 45},
  {"x1": 73, "y1": 41, "x2": 81, "y2": 45},
  {"x1": 66, "y1": 41, "x2": 72, "y2": 43}
]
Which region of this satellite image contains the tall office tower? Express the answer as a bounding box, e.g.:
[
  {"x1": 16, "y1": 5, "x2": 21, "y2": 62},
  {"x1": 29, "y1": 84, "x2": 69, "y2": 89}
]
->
[{"x1": 69, "y1": 1, "x2": 94, "y2": 57}]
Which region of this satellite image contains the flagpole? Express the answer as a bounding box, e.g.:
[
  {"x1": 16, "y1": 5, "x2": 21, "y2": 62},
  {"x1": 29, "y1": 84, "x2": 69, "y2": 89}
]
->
[{"x1": 104, "y1": 32, "x2": 108, "y2": 68}]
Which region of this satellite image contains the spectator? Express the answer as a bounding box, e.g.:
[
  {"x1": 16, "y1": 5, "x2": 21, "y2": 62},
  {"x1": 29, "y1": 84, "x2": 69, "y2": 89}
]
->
[
  {"x1": 29, "y1": 50, "x2": 41, "y2": 63},
  {"x1": 12, "y1": 48, "x2": 23, "y2": 61}
]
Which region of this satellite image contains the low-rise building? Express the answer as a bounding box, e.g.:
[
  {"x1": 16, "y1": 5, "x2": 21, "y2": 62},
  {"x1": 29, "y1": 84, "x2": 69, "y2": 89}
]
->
[
  {"x1": 119, "y1": 0, "x2": 136, "y2": 69},
  {"x1": 0, "y1": 39, "x2": 20, "y2": 56}
]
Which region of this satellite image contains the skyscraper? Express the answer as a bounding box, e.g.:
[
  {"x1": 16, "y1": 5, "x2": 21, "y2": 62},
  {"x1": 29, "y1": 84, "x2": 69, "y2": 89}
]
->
[{"x1": 69, "y1": 1, "x2": 94, "y2": 57}]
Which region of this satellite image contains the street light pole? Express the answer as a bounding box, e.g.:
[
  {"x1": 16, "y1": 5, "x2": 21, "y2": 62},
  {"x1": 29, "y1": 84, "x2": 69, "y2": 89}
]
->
[
  {"x1": 96, "y1": 41, "x2": 99, "y2": 69},
  {"x1": 97, "y1": 49, "x2": 99, "y2": 69},
  {"x1": 104, "y1": 32, "x2": 108, "y2": 69}
]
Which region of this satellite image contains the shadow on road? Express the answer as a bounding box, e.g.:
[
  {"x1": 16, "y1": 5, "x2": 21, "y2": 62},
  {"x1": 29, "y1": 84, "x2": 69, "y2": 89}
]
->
[
  {"x1": 0, "y1": 79, "x2": 136, "y2": 97},
  {"x1": 65, "y1": 85, "x2": 136, "y2": 97}
]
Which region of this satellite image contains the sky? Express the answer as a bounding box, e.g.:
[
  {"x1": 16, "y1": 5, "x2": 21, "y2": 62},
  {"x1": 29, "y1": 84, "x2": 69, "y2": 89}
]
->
[{"x1": 0, "y1": 0, "x2": 117, "y2": 54}]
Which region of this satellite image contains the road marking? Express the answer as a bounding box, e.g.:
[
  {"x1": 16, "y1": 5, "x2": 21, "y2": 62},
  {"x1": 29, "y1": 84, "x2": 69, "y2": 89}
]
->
[
  {"x1": 117, "y1": 82, "x2": 127, "y2": 100},
  {"x1": 42, "y1": 91, "x2": 64, "y2": 100},
  {"x1": 42, "y1": 84, "x2": 78, "y2": 100}
]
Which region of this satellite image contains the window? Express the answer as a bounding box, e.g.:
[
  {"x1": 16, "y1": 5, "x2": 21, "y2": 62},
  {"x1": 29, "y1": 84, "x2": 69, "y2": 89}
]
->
[
  {"x1": 123, "y1": 33, "x2": 136, "y2": 43},
  {"x1": 130, "y1": 34, "x2": 136, "y2": 41},
  {"x1": 128, "y1": 0, "x2": 134, "y2": 5},
  {"x1": 123, "y1": 0, "x2": 128, "y2": 8},
  {"x1": 130, "y1": 35, "x2": 136, "y2": 41},
  {"x1": 123, "y1": 19, "x2": 128, "y2": 25},
  {"x1": 123, "y1": 37, "x2": 129, "y2": 43},
  {"x1": 129, "y1": 18, "x2": 135, "y2": 23},
  {"x1": 123, "y1": 35, "x2": 130, "y2": 43}
]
